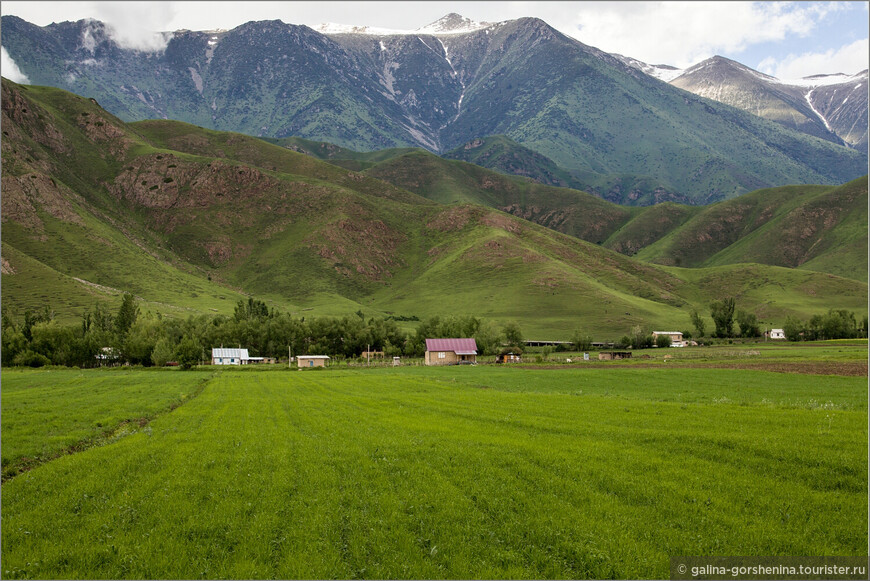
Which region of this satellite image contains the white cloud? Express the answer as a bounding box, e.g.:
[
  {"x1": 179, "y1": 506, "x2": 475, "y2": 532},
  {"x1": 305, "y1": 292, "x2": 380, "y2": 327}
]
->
[
  {"x1": 93, "y1": 1, "x2": 177, "y2": 52},
  {"x1": 758, "y1": 38, "x2": 870, "y2": 79},
  {"x1": 1, "y1": 46, "x2": 30, "y2": 84},
  {"x1": 560, "y1": 1, "x2": 852, "y2": 68}
]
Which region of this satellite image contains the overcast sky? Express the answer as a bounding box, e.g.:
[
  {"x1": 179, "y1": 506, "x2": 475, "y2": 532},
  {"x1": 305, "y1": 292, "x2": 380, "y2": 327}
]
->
[{"x1": 2, "y1": 1, "x2": 868, "y2": 82}]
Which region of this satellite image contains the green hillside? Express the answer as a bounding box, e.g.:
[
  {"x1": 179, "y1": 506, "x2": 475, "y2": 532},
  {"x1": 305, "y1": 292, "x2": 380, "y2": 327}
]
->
[
  {"x1": 635, "y1": 179, "x2": 869, "y2": 280},
  {"x1": 355, "y1": 146, "x2": 868, "y2": 281},
  {"x1": 2, "y1": 79, "x2": 866, "y2": 338}
]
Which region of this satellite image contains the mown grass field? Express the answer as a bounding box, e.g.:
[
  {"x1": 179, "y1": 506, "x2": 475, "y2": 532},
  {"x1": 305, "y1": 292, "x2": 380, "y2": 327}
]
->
[{"x1": 1, "y1": 350, "x2": 867, "y2": 579}]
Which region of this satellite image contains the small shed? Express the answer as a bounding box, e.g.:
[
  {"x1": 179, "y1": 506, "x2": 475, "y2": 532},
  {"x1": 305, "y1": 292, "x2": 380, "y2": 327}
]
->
[
  {"x1": 768, "y1": 329, "x2": 786, "y2": 340},
  {"x1": 297, "y1": 355, "x2": 330, "y2": 368},
  {"x1": 598, "y1": 351, "x2": 632, "y2": 361},
  {"x1": 425, "y1": 338, "x2": 478, "y2": 366}
]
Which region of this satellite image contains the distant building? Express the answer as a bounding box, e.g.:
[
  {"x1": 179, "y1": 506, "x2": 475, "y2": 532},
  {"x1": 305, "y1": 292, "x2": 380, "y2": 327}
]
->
[
  {"x1": 598, "y1": 351, "x2": 633, "y2": 360},
  {"x1": 212, "y1": 347, "x2": 250, "y2": 365},
  {"x1": 652, "y1": 331, "x2": 685, "y2": 347},
  {"x1": 425, "y1": 338, "x2": 478, "y2": 366},
  {"x1": 768, "y1": 329, "x2": 786, "y2": 340},
  {"x1": 297, "y1": 355, "x2": 330, "y2": 368}
]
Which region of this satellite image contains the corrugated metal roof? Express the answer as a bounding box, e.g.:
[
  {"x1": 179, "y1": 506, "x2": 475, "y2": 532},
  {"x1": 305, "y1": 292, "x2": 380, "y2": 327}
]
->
[
  {"x1": 212, "y1": 348, "x2": 250, "y2": 359},
  {"x1": 425, "y1": 338, "x2": 478, "y2": 354},
  {"x1": 297, "y1": 355, "x2": 330, "y2": 359}
]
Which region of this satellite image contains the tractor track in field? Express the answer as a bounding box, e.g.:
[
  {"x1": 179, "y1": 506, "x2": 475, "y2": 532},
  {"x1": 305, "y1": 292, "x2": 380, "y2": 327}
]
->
[{"x1": 1, "y1": 372, "x2": 216, "y2": 484}]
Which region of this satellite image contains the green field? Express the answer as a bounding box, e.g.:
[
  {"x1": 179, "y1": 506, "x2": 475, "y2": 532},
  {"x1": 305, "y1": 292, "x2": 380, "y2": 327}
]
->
[
  {"x1": 1, "y1": 349, "x2": 866, "y2": 579},
  {"x1": 0, "y1": 368, "x2": 214, "y2": 479}
]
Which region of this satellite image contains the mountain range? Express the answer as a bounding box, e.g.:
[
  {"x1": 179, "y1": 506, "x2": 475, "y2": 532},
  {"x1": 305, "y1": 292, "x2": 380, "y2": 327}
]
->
[
  {"x1": 2, "y1": 78, "x2": 866, "y2": 338},
  {"x1": 2, "y1": 13, "x2": 866, "y2": 206}
]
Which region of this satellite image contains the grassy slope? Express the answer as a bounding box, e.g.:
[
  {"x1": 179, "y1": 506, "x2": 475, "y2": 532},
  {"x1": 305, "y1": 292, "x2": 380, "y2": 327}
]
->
[
  {"x1": 636, "y1": 178, "x2": 869, "y2": 280},
  {"x1": 362, "y1": 148, "x2": 867, "y2": 281},
  {"x1": 2, "y1": 80, "x2": 866, "y2": 337}
]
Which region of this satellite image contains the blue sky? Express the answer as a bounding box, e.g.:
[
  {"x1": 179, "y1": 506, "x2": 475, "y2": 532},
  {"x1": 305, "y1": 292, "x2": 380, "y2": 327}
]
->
[{"x1": 2, "y1": 1, "x2": 868, "y2": 80}]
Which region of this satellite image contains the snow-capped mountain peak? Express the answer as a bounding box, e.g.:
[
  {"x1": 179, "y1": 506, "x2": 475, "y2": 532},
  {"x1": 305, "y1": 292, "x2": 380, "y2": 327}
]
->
[
  {"x1": 416, "y1": 13, "x2": 490, "y2": 35},
  {"x1": 314, "y1": 13, "x2": 491, "y2": 37}
]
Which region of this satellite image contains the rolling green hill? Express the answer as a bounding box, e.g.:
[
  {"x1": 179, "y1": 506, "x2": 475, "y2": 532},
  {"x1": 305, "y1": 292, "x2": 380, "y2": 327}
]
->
[
  {"x1": 634, "y1": 179, "x2": 869, "y2": 280},
  {"x1": 2, "y1": 79, "x2": 866, "y2": 338}
]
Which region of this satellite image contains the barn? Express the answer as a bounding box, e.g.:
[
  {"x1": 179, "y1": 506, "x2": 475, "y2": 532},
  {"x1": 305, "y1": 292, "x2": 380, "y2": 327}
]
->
[{"x1": 425, "y1": 338, "x2": 478, "y2": 366}]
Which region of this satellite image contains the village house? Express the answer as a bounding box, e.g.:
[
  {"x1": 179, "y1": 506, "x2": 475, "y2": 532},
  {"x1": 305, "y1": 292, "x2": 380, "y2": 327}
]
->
[
  {"x1": 425, "y1": 338, "x2": 478, "y2": 366},
  {"x1": 212, "y1": 347, "x2": 255, "y2": 365},
  {"x1": 767, "y1": 329, "x2": 786, "y2": 340},
  {"x1": 296, "y1": 355, "x2": 330, "y2": 368},
  {"x1": 651, "y1": 331, "x2": 685, "y2": 347}
]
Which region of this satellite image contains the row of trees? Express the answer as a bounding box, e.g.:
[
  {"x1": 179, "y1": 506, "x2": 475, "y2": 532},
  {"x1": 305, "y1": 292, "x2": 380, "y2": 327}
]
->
[
  {"x1": 690, "y1": 299, "x2": 866, "y2": 340},
  {"x1": 1, "y1": 297, "x2": 532, "y2": 368},
  {"x1": 783, "y1": 309, "x2": 868, "y2": 341},
  {"x1": 692, "y1": 298, "x2": 762, "y2": 338},
  {"x1": 3, "y1": 295, "x2": 865, "y2": 368}
]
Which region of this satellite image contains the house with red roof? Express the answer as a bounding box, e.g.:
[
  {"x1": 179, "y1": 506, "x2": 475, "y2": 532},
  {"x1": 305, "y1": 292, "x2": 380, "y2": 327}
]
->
[{"x1": 424, "y1": 338, "x2": 478, "y2": 366}]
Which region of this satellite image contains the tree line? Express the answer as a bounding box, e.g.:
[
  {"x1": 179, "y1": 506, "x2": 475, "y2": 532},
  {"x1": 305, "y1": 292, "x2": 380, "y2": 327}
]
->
[
  {"x1": 1, "y1": 296, "x2": 531, "y2": 368},
  {"x1": 688, "y1": 298, "x2": 866, "y2": 340}
]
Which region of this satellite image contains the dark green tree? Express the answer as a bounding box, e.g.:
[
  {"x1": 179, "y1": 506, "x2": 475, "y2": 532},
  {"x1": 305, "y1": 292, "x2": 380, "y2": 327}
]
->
[
  {"x1": 115, "y1": 293, "x2": 139, "y2": 337},
  {"x1": 690, "y1": 309, "x2": 706, "y2": 338},
  {"x1": 502, "y1": 322, "x2": 524, "y2": 347},
  {"x1": 783, "y1": 316, "x2": 804, "y2": 341},
  {"x1": 710, "y1": 298, "x2": 735, "y2": 338},
  {"x1": 736, "y1": 310, "x2": 761, "y2": 338},
  {"x1": 175, "y1": 336, "x2": 203, "y2": 369}
]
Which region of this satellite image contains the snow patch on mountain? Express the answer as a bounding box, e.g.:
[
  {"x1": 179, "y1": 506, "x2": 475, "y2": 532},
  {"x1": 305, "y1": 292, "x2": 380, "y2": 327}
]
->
[
  {"x1": 416, "y1": 13, "x2": 490, "y2": 35},
  {"x1": 316, "y1": 13, "x2": 491, "y2": 37},
  {"x1": 777, "y1": 71, "x2": 868, "y2": 88}
]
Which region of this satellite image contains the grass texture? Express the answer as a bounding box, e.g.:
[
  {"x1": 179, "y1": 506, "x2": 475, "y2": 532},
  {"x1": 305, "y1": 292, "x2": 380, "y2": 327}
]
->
[{"x1": 1, "y1": 359, "x2": 866, "y2": 579}]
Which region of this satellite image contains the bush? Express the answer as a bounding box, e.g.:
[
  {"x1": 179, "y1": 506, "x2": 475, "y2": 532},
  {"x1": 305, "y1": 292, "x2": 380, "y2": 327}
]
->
[
  {"x1": 13, "y1": 349, "x2": 51, "y2": 367},
  {"x1": 655, "y1": 334, "x2": 672, "y2": 348},
  {"x1": 175, "y1": 336, "x2": 203, "y2": 369}
]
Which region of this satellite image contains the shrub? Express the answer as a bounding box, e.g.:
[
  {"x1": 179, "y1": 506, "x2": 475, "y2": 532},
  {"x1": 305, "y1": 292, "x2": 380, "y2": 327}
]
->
[{"x1": 13, "y1": 350, "x2": 51, "y2": 367}]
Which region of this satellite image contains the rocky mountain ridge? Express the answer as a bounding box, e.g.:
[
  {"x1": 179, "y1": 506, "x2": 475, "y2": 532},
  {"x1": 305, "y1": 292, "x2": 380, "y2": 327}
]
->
[
  {"x1": 619, "y1": 54, "x2": 868, "y2": 149},
  {"x1": 1, "y1": 13, "x2": 866, "y2": 206}
]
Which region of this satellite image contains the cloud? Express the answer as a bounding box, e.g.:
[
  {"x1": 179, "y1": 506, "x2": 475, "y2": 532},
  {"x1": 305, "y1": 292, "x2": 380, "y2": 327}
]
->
[
  {"x1": 560, "y1": 1, "x2": 852, "y2": 68},
  {"x1": 757, "y1": 38, "x2": 870, "y2": 79},
  {"x1": 1, "y1": 46, "x2": 30, "y2": 84},
  {"x1": 92, "y1": 1, "x2": 177, "y2": 52}
]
